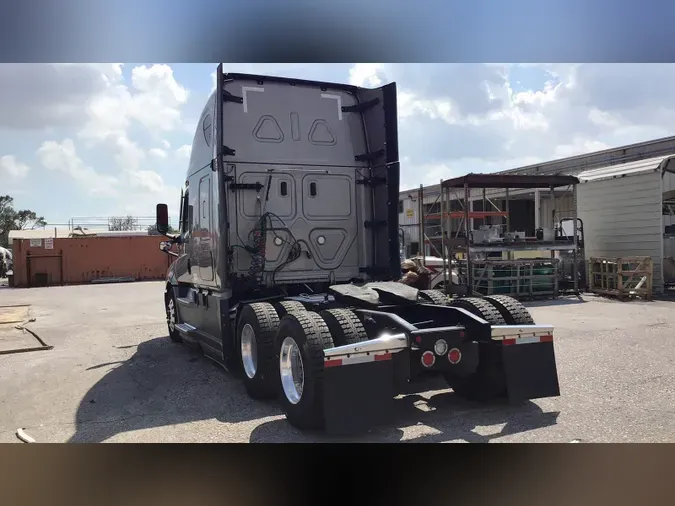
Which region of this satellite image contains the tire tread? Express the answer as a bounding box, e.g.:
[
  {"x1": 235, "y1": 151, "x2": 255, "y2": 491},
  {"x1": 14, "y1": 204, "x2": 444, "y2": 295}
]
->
[
  {"x1": 449, "y1": 297, "x2": 506, "y2": 325},
  {"x1": 274, "y1": 300, "x2": 306, "y2": 318},
  {"x1": 320, "y1": 308, "x2": 368, "y2": 346},
  {"x1": 238, "y1": 302, "x2": 280, "y2": 399},
  {"x1": 279, "y1": 311, "x2": 334, "y2": 430},
  {"x1": 483, "y1": 295, "x2": 535, "y2": 325},
  {"x1": 418, "y1": 289, "x2": 451, "y2": 305}
]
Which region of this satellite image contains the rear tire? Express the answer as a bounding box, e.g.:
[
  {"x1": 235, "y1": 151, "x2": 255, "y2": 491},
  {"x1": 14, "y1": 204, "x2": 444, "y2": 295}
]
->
[
  {"x1": 445, "y1": 297, "x2": 507, "y2": 401},
  {"x1": 320, "y1": 308, "x2": 368, "y2": 346},
  {"x1": 448, "y1": 297, "x2": 506, "y2": 325},
  {"x1": 273, "y1": 300, "x2": 306, "y2": 318},
  {"x1": 418, "y1": 289, "x2": 450, "y2": 305},
  {"x1": 237, "y1": 302, "x2": 280, "y2": 400},
  {"x1": 165, "y1": 289, "x2": 182, "y2": 343},
  {"x1": 277, "y1": 311, "x2": 334, "y2": 430},
  {"x1": 483, "y1": 295, "x2": 535, "y2": 325}
]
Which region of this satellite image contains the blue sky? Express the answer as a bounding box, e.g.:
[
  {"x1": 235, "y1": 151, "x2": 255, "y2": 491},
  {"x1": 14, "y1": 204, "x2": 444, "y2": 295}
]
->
[{"x1": 2, "y1": 63, "x2": 675, "y2": 228}]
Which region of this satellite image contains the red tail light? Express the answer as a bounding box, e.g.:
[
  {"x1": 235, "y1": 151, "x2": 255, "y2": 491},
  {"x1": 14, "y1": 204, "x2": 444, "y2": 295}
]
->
[
  {"x1": 448, "y1": 348, "x2": 462, "y2": 364},
  {"x1": 421, "y1": 351, "x2": 435, "y2": 368}
]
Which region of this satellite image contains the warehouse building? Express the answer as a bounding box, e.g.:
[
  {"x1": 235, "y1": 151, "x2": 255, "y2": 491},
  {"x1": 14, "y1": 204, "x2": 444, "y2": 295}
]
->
[{"x1": 399, "y1": 134, "x2": 675, "y2": 294}]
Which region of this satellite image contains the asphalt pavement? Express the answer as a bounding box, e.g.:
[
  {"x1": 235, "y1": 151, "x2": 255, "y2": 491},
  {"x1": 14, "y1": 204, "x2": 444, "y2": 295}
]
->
[{"x1": 0, "y1": 281, "x2": 673, "y2": 443}]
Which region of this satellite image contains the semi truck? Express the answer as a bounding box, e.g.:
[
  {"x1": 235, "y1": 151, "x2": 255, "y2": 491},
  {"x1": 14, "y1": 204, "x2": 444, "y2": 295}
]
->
[{"x1": 154, "y1": 64, "x2": 560, "y2": 434}]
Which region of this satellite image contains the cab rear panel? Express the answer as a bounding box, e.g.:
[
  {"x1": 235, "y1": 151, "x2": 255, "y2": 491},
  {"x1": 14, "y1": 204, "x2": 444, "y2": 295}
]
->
[{"x1": 214, "y1": 74, "x2": 400, "y2": 291}]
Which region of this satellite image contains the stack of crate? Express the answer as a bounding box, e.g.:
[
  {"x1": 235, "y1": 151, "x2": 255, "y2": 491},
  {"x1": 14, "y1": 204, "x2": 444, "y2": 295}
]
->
[
  {"x1": 469, "y1": 258, "x2": 560, "y2": 299},
  {"x1": 588, "y1": 257, "x2": 653, "y2": 300}
]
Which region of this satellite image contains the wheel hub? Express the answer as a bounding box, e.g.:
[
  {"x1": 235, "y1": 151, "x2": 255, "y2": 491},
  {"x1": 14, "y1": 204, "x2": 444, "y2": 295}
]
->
[
  {"x1": 240, "y1": 324, "x2": 258, "y2": 379},
  {"x1": 279, "y1": 337, "x2": 304, "y2": 404}
]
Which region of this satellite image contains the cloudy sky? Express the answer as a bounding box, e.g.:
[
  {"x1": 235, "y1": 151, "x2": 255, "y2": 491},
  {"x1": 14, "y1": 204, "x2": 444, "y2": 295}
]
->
[{"x1": 1, "y1": 63, "x2": 674, "y2": 226}]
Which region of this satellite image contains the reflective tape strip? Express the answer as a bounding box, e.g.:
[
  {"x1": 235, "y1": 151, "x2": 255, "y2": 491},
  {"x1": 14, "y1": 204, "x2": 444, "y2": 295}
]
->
[
  {"x1": 324, "y1": 352, "x2": 393, "y2": 368},
  {"x1": 502, "y1": 334, "x2": 553, "y2": 346}
]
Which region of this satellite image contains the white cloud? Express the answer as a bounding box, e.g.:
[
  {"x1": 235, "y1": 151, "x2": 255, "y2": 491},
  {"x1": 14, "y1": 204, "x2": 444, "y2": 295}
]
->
[
  {"x1": 149, "y1": 148, "x2": 168, "y2": 160},
  {"x1": 365, "y1": 63, "x2": 675, "y2": 179},
  {"x1": 0, "y1": 64, "x2": 118, "y2": 130},
  {"x1": 36, "y1": 139, "x2": 118, "y2": 196},
  {"x1": 0, "y1": 155, "x2": 30, "y2": 178},
  {"x1": 553, "y1": 139, "x2": 612, "y2": 159},
  {"x1": 176, "y1": 144, "x2": 191, "y2": 159},
  {"x1": 1, "y1": 64, "x2": 188, "y2": 220},
  {"x1": 127, "y1": 64, "x2": 189, "y2": 131},
  {"x1": 111, "y1": 135, "x2": 146, "y2": 171},
  {"x1": 348, "y1": 63, "x2": 385, "y2": 87},
  {"x1": 77, "y1": 63, "x2": 189, "y2": 142},
  {"x1": 5, "y1": 63, "x2": 675, "y2": 223},
  {"x1": 124, "y1": 169, "x2": 165, "y2": 193}
]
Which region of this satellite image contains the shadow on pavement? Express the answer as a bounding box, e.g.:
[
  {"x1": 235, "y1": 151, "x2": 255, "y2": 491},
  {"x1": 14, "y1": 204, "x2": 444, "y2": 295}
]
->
[
  {"x1": 67, "y1": 336, "x2": 281, "y2": 443},
  {"x1": 524, "y1": 296, "x2": 587, "y2": 308},
  {"x1": 69, "y1": 336, "x2": 559, "y2": 443},
  {"x1": 249, "y1": 392, "x2": 559, "y2": 443},
  {"x1": 249, "y1": 371, "x2": 559, "y2": 442}
]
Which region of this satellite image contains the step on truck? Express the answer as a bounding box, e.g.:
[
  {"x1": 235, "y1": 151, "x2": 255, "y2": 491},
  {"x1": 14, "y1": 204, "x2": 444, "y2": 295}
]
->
[{"x1": 154, "y1": 64, "x2": 560, "y2": 435}]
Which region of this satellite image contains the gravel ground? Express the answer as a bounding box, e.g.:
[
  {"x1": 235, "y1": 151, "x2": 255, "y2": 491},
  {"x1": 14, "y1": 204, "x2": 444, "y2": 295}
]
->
[{"x1": 0, "y1": 281, "x2": 674, "y2": 443}]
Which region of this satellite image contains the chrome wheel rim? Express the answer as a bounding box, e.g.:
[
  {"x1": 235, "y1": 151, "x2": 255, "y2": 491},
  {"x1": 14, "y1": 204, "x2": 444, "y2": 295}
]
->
[
  {"x1": 240, "y1": 324, "x2": 258, "y2": 379},
  {"x1": 279, "y1": 337, "x2": 304, "y2": 405},
  {"x1": 167, "y1": 298, "x2": 176, "y2": 332}
]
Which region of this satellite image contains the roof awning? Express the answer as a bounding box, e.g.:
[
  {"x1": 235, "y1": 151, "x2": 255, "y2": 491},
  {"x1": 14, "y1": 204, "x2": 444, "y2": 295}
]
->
[
  {"x1": 578, "y1": 155, "x2": 675, "y2": 183},
  {"x1": 441, "y1": 173, "x2": 579, "y2": 189}
]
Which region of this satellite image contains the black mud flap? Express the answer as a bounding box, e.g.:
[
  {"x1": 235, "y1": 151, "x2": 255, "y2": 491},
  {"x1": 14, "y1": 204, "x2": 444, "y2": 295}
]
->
[
  {"x1": 323, "y1": 359, "x2": 396, "y2": 436},
  {"x1": 502, "y1": 342, "x2": 561, "y2": 402}
]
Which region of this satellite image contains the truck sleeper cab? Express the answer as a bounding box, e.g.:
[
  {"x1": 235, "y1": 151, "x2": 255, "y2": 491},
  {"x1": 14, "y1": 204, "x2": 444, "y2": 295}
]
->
[{"x1": 155, "y1": 65, "x2": 560, "y2": 434}]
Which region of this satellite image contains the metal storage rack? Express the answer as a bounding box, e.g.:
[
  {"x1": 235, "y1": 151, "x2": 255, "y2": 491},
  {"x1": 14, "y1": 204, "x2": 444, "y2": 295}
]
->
[
  {"x1": 419, "y1": 173, "x2": 581, "y2": 298},
  {"x1": 469, "y1": 258, "x2": 561, "y2": 298}
]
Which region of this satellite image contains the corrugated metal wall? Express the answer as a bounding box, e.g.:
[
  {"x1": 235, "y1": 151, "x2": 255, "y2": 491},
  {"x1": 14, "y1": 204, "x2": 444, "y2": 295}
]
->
[
  {"x1": 577, "y1": 170, "x2": 664, "y2": 293},
  {"x1": 398, "y1": 191, "x2": 470, "y2": 257},
  {"x1": 539, "y1": 194, "x2": 576, "y2": 230},
  {"x1": 398, "y1": 195, "x2": 420, "y2": 255}
]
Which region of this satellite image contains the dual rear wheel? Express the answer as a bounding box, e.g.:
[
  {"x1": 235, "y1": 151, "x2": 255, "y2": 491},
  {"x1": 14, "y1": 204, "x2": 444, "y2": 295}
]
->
[
  {"x1": 236, "y1": 301, "x2": 368, "y2": 429},
  {"x1": 431, "y1": 294, "x2": 535, "y2": 402}
]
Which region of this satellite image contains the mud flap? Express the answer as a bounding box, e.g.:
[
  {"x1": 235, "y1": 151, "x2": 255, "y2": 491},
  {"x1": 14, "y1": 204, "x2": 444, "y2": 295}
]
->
[
  {"x1": 322, "y1": 359, "x2": 396, "y2": 435},
  {"x1": 502, "y1": 342, "x2": 561, "y2": 402}
]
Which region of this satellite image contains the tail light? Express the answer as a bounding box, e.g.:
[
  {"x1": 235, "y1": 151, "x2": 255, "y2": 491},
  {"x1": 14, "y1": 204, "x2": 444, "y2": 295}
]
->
[
  {"x1": 448, "y1": 348, "x2": 462, "y2": 364},
  {"x1": 434, "y1": 339, "x2": 449, "y2": 356},
  {"x1": 421, "y1": 351, "x2": 435, "y2": 368}
]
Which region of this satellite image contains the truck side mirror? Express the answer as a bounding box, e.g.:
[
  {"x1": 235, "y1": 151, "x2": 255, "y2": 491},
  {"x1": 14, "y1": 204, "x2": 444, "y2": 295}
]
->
[{"x1": 156, "y1": 203, "x2": 169, "y2": 235}]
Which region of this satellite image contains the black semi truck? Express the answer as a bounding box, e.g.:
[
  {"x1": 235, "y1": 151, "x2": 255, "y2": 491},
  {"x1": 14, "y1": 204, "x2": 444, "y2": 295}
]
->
[{"x1": 155, "y1": 64, "x2": 560, "y2": 434}]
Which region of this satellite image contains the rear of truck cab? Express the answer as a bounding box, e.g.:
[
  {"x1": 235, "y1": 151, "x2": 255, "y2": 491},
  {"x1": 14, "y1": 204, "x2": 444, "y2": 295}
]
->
[{"x1": 217, "y1": 73, "x2": 401, "y2": 288}]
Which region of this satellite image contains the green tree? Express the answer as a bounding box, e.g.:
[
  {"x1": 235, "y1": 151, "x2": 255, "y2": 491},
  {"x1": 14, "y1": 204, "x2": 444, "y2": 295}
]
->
[
  {"x1": 147, "y1": 223, "x2": 177, "y2": 235},
  {"x1": 0, "y1": 195, "x2": 47, "y2": 247},
  {"x1": 109, "y1": 215, "x2": 138, "y2": 231}
]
